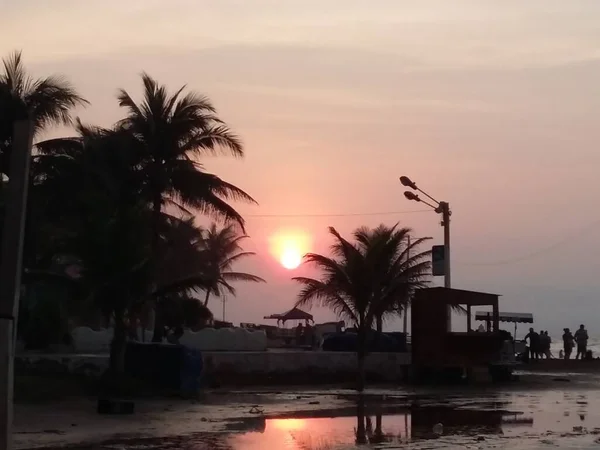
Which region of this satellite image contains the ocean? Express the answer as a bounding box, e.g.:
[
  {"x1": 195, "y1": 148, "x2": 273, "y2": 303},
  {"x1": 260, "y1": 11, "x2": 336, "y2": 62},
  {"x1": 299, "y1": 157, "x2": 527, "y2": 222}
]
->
[{"x1": 549, "y1": 336, "x2": 600, "y2": 357}]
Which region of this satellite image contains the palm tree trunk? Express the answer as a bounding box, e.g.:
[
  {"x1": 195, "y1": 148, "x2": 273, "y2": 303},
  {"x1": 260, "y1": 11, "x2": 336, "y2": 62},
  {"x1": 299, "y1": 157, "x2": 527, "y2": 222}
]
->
[
  {"x1": 109, "y1": 309, "x2": 127, "y2": 377},
  {"x1": 150, "y1": 188, "x2": 164, "y2": 342},
  {"x1": 204, "y1": 290, "x2": 211, "y2": 307},
  {"x1": 355, "y1": 395, "x2": 367, "y2": 444},
  {"x1": 374, "y1": 414, "x2": 383, "y2": 442},
  {"x1": 376, "y1": 315, "x2": 383, "y2": 332},
  {"x1": 151, "y1": 300, "x2": 164, "y2": 343},
  {"x1": 357, "y1": 325, "x2": 367, "y2": 392}
]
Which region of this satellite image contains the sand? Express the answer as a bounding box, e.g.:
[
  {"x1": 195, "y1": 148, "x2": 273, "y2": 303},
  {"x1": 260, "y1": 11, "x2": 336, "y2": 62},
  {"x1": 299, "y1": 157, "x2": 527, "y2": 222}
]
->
[{"x1": 13, "y1": 369, "x2": 600, "y2": 450}]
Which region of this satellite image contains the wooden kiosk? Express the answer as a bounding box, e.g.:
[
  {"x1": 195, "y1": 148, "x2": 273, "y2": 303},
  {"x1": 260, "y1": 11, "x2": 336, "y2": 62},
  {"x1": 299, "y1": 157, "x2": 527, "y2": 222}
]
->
[{"x1": 411, "y1": 287, "x2": 513, "y2": 382}]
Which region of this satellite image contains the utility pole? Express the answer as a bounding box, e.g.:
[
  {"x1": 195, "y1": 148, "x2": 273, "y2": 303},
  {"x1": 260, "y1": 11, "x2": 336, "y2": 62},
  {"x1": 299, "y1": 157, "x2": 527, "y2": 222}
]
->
[{"x1": 0, "y1": 119, "x2": 33, "y2": 450}]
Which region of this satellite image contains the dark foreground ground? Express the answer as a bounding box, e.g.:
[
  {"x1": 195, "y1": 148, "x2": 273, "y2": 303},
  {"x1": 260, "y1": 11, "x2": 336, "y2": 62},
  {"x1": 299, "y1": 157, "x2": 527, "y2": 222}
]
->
[{"x1": 13, "y1": 369, "x2": 600, "y2": 450}]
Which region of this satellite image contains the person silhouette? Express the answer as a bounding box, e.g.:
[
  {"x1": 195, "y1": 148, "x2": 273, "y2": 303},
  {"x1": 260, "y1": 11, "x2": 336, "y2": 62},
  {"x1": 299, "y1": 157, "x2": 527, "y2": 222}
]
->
[
  {"x1": 524, "y1": 328, "x2": 540, "y2": 361},
  {"x1": 563, "y1": 328, "x2": 575, "y2": 360},
  {"x1": 574, "y1": 324, "x2": 589, "y2": 360}
]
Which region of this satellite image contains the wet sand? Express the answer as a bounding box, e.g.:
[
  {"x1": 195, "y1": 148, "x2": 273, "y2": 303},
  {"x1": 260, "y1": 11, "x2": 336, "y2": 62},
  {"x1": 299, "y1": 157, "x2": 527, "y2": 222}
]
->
[{"x1": 14, "y1": 370, "x2": 600, "y2": 450}]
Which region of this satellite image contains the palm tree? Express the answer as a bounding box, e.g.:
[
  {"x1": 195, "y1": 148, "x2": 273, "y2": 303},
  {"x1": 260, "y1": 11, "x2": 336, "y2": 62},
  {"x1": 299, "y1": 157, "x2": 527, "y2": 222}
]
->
[
  {"x1": 199, "y1": 223, "x2": 265, "y2": 308},
  {"x1": 0, "y1": 51, "x2": 87, "y2": 177},
  {"x1": 148, "y1": 214, "x2": 211, "y2": 340},
  {"x1": 351, "y1": 224, "x2": 432, "y2": 331},
  {"x1": 117, "y1": 75, "x2": 256, "y2": 341},
  {"x1": 116, "y1": 74, "x2": 256, "y2": 244},
  {"x1": 34, "y1": 123, "x2": 152, "y2": 376},
  {"x1": 293, "y1": 224, "x2": 431, "y2": 391}
]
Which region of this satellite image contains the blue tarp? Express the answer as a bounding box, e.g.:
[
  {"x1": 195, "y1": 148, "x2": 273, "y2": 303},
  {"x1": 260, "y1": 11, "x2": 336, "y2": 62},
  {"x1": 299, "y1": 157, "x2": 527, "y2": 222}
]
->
[
  {"x1": 180, "y1": 346, "x2": 203, "y2": 393},
  {"x1": 124, "y1": 342, "x2": 203, "y2": 393}
]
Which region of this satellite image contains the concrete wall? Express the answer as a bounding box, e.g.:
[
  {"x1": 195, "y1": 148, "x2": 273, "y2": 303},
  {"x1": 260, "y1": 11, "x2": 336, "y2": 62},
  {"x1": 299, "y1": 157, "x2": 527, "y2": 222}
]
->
[
  {"x1": 204, "y1": 351, "x2": 410, "y2": 381},
  {"x1": 15, "y1": 350, "x2": 411, "y2": 383},
  {"x1": 16, "y1": 353, "x2": 109, "y2": 378},
  {"x1": 70, "y1": 326, "x2": 268, "y2": 353},
  {"x1": 180, "y1": 328, "x2": 267, "y2": 351}
]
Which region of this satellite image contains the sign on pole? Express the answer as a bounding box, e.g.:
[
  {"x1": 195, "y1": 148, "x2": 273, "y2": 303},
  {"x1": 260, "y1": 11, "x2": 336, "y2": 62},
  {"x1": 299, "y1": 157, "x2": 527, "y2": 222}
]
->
[{"x1": 432, "y1": 245, "x2": 445, "y2": 276}]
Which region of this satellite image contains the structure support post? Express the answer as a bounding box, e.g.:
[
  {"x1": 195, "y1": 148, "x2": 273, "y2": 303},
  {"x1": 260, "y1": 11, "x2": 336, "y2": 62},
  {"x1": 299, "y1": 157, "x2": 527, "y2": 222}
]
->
[{"x1": 0, "y1": 119, "x2": 33, "y2": 450}]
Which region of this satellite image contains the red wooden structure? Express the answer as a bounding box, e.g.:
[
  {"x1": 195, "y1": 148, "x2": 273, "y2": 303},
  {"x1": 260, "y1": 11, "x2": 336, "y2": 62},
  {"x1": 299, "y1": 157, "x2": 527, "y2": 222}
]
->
[{"x1": 412, "y1": 287, "x2": 505, "y2": 368}]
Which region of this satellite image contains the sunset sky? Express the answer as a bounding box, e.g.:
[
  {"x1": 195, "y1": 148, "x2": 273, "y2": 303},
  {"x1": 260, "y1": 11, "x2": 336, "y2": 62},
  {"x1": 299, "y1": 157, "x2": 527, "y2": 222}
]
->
[{"x1": 2, "y1": 0, "x2": 600, "y2": 334}]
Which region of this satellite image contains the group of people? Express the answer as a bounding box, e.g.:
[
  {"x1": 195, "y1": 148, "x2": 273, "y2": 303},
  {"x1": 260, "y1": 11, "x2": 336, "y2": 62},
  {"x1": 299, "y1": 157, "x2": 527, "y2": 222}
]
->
[
  {"x1": 562, "y1": 325, "x2": 589, "y2": 360},
  {"x1": 295, "y1": 322, "x2": 316, "y2": 347},
  {"x1": 524, "y1": 329, "x2": 553, "y2": 360},
  {"x1": 523, "y1": 325, "x2": 589, "y2": 361}
]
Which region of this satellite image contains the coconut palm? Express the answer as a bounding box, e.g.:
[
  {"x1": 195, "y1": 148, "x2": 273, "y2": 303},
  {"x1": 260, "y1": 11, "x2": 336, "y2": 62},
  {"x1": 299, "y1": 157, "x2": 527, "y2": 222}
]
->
[
  {"x1": 351, "y1": 224, "x2": 432, "y2": 331},
  {"x1": 147, "y1": 214, "x2": 210, "y2": 340},
  {"x1": 293, "y1": 224, "x2": 431, "y2": 391},
  {"x1": 0, "y1": 51, "x2": 87, "y2": 177},
  {"x1": 116, "y1": 74, "x2": 256, "y2": 244},
  {"x1": 36, "y1": 124, "x2": 207, "y2": 365},
  {"x1": 34, "y1": 123, "x2": 152, "y2": 375},
  {"x1": 199, "y1": 223, "x2": 265, "y2": 308}
]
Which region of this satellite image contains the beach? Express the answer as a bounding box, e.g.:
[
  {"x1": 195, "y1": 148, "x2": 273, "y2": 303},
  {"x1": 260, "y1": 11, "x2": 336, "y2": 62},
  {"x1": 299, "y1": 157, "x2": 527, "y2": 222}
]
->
[{"x1": 13, "y1": 368, "x2": 600, "y2": 450}]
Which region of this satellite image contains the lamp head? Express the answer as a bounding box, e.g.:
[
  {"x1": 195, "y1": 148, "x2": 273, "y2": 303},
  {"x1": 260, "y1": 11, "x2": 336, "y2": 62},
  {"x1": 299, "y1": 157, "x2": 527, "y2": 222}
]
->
[
  {"x1": 400, "y1": 176, "x2": 417, "y2": 190},
  {"x1": 404, "y1": 191, "x2": 420, "y2": 202}
]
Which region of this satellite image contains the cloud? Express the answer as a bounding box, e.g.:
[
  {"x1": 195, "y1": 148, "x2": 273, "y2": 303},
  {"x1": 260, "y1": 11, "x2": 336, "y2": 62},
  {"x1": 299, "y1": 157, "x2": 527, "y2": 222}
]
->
[{"x1": 3, "y1": 0, "x2": 600, "y2": 71}]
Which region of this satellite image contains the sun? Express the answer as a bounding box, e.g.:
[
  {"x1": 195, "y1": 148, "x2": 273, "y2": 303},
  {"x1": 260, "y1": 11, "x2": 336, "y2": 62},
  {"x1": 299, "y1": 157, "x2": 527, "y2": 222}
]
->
[
  {"x1": 280, "y1": 248, "x2": 302, "y2": 270},
  {"x1": 269, "y1": 230, "x2": 311, "y2": 271}
]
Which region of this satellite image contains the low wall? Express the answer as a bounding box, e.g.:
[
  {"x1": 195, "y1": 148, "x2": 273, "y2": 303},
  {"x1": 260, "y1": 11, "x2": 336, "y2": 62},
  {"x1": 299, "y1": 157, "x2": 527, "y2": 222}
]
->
[
  {"x1": 16, "y1": 353, "x2": 110, "y2": 378},
  {"x1": 180, "y1": 328, "x2": 267, "y2": 351},
  {"x1": 69, "y1": 326, "x2": 268, "y2": 353},
  {"x1": 16, "y1": 351, "x2": 411, "y2": 384},
  {"x1": 205, "y1": 351, "x2": 410, "y2": 382}
]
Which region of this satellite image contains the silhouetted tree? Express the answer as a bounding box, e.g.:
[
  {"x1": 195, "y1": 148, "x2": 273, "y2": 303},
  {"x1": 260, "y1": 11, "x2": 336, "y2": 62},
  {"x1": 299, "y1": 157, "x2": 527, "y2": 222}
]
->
[
  {"x1": 116, "y1": 74, "x2": 256, "y2": 340},
  {"x1": 351, "y1": 225, "x2": 431, "y2": 331},
  {"x1": 199, "y1": 223, "x2": 265, "y2": 308},
  {"x1": 0, "y1": 51, "x2": 87, "y2": 177},
  {"x1": 293, "y1": 224, "x2": 431, "y2": 391}
]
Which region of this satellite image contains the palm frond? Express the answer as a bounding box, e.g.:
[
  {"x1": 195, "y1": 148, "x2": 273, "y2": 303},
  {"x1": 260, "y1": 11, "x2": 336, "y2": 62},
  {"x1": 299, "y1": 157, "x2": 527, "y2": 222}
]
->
[
  {"x1": 169, "y1": 166, "x2": 256, "y2": 230},
  {"x1": 153, "y1": 275, "x2": 209, "y2": 298},
  {"x1": 221, "y1": 271, "x2": 265, "y2": 283},
  {"x1": 181, "y1": 125, "x2": 243, "y2": 157},
  {"x1": 0, "y1": 51, "x2": 87, "y2": 136},
  {"x1": 220, "y1": 251, "x2": 255, "y2": 267},
  {"x1": 116, "y1": 88, "x2": 144, "y2": 122},
  {"x1": 293, "y1": 276, "x2": 358, "y2": 324}
]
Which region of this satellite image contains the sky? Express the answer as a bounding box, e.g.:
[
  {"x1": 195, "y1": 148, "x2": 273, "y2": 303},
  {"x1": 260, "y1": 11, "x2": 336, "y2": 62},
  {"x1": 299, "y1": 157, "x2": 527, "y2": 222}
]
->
[{"x1": 2, "y1": 0, "x2": 600, "y2": 336}]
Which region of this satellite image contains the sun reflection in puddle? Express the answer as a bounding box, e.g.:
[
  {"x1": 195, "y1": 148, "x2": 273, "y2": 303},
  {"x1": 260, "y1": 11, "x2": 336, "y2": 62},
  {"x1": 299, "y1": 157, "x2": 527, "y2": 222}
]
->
[
  {"x1": 228, "y1": 413, "x2": 411, "y2": 449},
  {"x1": 224, "y1": 405, "x2": 556, "y2": 449}
]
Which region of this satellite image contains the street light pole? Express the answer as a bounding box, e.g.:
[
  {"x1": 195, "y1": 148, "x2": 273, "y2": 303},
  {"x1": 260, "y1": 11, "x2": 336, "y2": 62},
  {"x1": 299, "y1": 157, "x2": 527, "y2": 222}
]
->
[
  {"x1": 0, "y1": 119, "x2": 33, "y2": 450},
  {"x1": 403, "y1": 235, "x2": 410, "y2": 334},
  {"x1": 400, "y1": 176, "x2": 452, "y2": 330},
  {"x1": 439, "y1": 201, "x2": 451, "y2": 289}
]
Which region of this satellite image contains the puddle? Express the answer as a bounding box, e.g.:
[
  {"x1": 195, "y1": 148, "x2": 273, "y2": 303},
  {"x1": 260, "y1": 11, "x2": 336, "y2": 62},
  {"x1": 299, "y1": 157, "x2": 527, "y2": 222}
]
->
[
  {"x1": 41, "y1": 404, "x2": 600, "y2": 449},
  {"x1": 21, "y1": 388, "x2": 600, "y2": 449}
]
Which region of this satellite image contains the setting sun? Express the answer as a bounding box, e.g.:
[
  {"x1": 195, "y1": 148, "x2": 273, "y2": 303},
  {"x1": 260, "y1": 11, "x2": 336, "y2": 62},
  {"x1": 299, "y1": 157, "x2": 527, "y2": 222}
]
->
[
  {"x1": 269, "y1": 230, "x2": 311, "y2": 270},
  {"x1": 280, "y1": 248, "x2": 302, "y2": 270}
]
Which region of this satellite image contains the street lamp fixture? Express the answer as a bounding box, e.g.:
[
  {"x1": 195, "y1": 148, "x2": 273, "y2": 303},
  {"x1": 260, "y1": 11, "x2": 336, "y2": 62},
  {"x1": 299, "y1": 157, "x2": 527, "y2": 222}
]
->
[
  {"x1": 400, "y1": 176, "x2": 452, "y2": 289},
  {"x1": 403, "y1": 191, "x2": 418, "y2": 201},
  {"x1": 399, "y1": 175, "x2": 417, "y2": 190}
]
